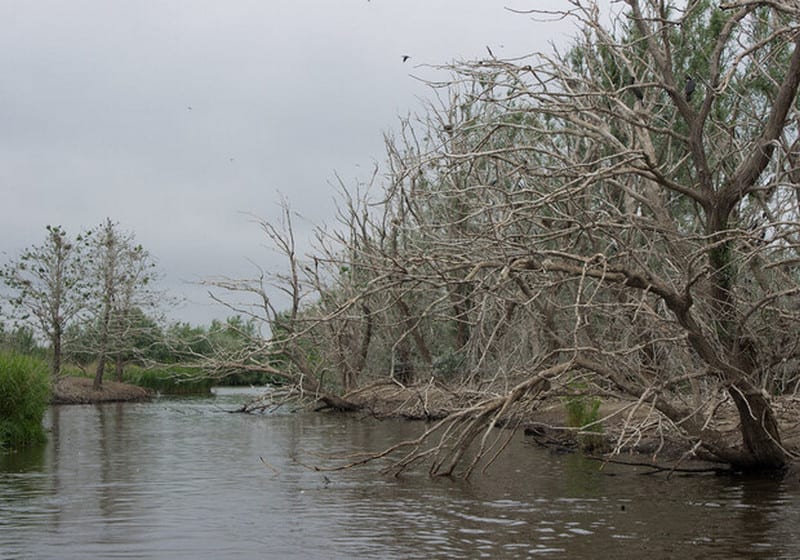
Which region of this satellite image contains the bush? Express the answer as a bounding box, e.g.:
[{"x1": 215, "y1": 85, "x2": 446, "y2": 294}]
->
[
  {"x1": 0, "y1": 352, "x2": 50, "y2": 450},
  {"x1": 563, "y1": 385, "x2": 605, "y2": 453},
  {"x1": 125, "y1": 366, "x2": 214, "y2": 395},
  {"x1": 223, "y1": 369, "x2": 282, "y2": 387}
]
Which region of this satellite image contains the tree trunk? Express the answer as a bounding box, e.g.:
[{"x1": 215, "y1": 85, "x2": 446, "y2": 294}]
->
[
  {"x1": 450, "y1": 286, "x2": 471, "y2": 350},
  {"x1": 396, "y1": 297, "x2": 433, "y2": 368},
  {"x1": 706, "y1": 213, "x2": 785, "y2": 469},
  {"x1": 728, "y1": 382, "x2": 785, "y2": 469},
  {"x1": 393, "y1": 343, "x2": 414, "y2": 385},
  {"x1": 51, "y1": 324, "x2": 62, "y2": 380},
  {"x1": 114, "y1": 356, "x2": 125, "y2": 383},
  {"x1": 93, "y1": 358, "x2": 106, "y2": 390},
  {"x1": 348, "y1": 303, "x2": 373, "y2": 391},
  {"x1": 94, "y1": 304, "x2": 111, "y2": 390}
]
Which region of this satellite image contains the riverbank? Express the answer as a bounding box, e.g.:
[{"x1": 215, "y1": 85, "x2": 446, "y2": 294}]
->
[
  {"x1": 342, "y1": 381, "x2": 800, "y2": 467},
  {"x1": 51, "y1": 376, "x2": 152, "y2": 404},
  {"x1": 13, "y1": 392, "x2": 794, "y2": 559}
]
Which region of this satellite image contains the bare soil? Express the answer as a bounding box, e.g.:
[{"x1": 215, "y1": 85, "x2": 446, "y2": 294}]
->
[{"x1": 52, "y1": 376, "x2": 153, "y2": 404}]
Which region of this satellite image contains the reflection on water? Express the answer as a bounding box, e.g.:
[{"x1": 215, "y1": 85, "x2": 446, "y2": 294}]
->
[{"x1": 1, "y1": 387, "x2": 799, "y2": 559}]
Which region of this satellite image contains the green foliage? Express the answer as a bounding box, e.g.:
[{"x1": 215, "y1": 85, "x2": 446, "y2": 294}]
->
[
  {"x1": 207, "y1": 316, "x2": 258, "y2": 353},
  {"x1": 563, "y1": 384, "x2": 604, "y2": 453},
  {"x1": 124, "y1": 365, "x2": 214, "y2": 395},
  {"x1": 267, "y1": 310, "x2": 321, "y2": 374},
  {"x1": 61, "y1": 313, "x2": 277, "y2": 387},
  {"x1": 65, "y1": 307, "x2": 167, "y2": 366},
  {"x1": 160, "y1": 316, "x2": 279, "y2": 385},
  {"x1": 164, "y1": 322, "x2": 213, "y2": 360},
  {"x1": 1, "y1": 222, "x2": 167, "y2": 384},
  {"x1": 0, "y1": 324, "x2": 45, "y2": 358},
  {"x1": 0, "y1": 352, "x2": 50, "y2": 450},
  {"x1": 222, "y1": 368, "x2": 281, "y2": 387}
]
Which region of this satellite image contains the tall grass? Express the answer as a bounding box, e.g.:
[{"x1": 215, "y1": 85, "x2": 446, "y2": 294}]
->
[
  {"x1": 563, "y1": 383, "x2": 605, "y2": 453},
  {"x1": 0, "y1": 352, "x2": 51, "y2": 450},
  {"x1": 58, "y1": 362, "x2": 215, "y2": 395},
  {"x1": 125, "y1": 366, "x2": 214, "y2": 395}
]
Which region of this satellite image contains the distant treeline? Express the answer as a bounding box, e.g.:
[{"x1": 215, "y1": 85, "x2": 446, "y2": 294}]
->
[{"x1": 0, "y1": 315, "x2": 277, "y2": 387}]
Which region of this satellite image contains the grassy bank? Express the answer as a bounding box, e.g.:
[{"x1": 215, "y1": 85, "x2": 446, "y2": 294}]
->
[
  {"x1": 124, "y1": 366, "x2": 215, "y2": 395},
  {"x1": 0, "y1": 352, "x2": 50, "y2": 450},
  {"x1": 59, "y1": 363, "x2": 215, "y2": 396}
]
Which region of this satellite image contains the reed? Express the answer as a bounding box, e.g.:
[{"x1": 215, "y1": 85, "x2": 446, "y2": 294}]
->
[
  {"x1": 125, "y1": 366, "x2": 214, "y2": 395},
  {"x1": 563, "y1": 385, "x2": 605, "y2": 453},
  {"x1": 0, "y1": 352, "x2": 50, "y2": 450}
]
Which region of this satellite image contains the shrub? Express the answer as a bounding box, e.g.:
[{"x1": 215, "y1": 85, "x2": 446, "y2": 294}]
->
[
  {"x1": 125, "y1": 366, "x2": 214, "y2": 395},
  {"x1": 0, "y1": 352, "x2": 50, "y2": 450},
  {"x1": 563, "y1": 386, "x2": 605, "y2": 452}
]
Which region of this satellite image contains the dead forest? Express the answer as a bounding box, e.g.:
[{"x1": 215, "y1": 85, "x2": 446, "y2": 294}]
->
[{"x1": 207, "y1": 0, "x2": 800, "y2": 476}]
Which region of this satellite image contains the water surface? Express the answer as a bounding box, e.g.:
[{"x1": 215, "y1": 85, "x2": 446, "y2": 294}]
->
[{"x1": 1, "y1": 387, "x2": 799, "y2": 559}]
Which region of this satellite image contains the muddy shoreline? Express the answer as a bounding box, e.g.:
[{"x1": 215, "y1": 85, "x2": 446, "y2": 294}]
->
[
  {"x1": 51, "y1": 376, "x2": 800, "y2": 472},
  {"x1": 341, "y1": 381, "x2": 800, "y2": 471},
  {"x1": 51, "y1": 376, "x2": 152, "y2": 405}
]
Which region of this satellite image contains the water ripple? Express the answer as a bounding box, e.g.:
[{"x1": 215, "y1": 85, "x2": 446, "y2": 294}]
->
[{"x1": 1, "y1": 392, "x2": 800, "y2": 559}]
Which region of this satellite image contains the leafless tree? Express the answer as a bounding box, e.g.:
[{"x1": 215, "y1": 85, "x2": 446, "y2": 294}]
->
[
  {"x1": 215, "y1": 0, "x2": 800, "y2": 474},
  {"x1": 201, "y1": 202, "x2": 369, "y2": 410},
  {"x1": 87, "y1": 219, "x2": 161, "y2": 389},
  {"x1": 364, "y1": 0, "x2": 800, "y2": 471}
]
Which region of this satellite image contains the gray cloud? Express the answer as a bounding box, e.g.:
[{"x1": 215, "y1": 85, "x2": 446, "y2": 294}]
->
[{"x1": 1, "y1": 0, "x2": 572, "y2": 325}]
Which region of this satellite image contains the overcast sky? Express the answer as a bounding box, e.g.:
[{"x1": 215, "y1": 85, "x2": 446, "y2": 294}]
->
[{"x1": 1, "y1": 1, "x2": 575, "y2": 326}]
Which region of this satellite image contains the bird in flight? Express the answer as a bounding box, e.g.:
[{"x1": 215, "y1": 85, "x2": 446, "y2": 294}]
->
[{"x1": 402, "y1": 55, "x2": 410, "y2": 63}]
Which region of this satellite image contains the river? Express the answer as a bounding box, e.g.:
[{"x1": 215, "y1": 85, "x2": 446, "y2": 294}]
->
[{"x1": 1, "y1": 387, "x2": 799, "y2": 559}]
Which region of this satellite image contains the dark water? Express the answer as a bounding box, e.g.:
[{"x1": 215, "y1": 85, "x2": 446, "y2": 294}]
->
[{"x1": 1, "y1": 388, "x2": 799, "y2": 559}]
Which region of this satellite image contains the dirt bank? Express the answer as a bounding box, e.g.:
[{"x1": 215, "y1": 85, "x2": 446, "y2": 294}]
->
[
  {"x1": 52, "y1": 376, "x2": 153, "y2": 404},
  {"x1": 342, "y1": 381, "x2": 800, "y2": 467}
]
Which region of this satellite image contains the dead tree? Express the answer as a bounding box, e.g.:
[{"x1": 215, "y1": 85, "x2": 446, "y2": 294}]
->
[
  {"x1": 318, "y1": 0, "x2": 800, "y2": 473},
  {"x1": 212, "y1": 0, "x2": 800, "y2": 474}
]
